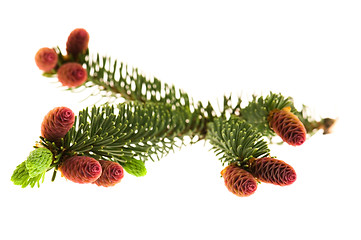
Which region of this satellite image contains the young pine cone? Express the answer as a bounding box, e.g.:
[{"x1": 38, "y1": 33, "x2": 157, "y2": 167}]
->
[
  {"x1": 41, "y1": 107, "x2": 75, "y2": 144},
  {"x1": 93, "y1": 160, "x2": 124, "y2": 187},
  {"x1": 66, "y1": 28, "x2": 89, "y2": 58},
  {"x1": 249, "y1": 157, "x2": 296, "y2": 186},
  {"x1": 221, "y1": 164, "x2": 258, "y2": 197},
  {"x1": 268, "y1": 106, "x2": 307, "y2": 146},
  {"x1": 35, "y1": 47, "x2": 58, "y2": 72},
  {"x1": 59, "y1": 156, "x2": 102, "y2": 184},
  {"x1": 57, "y1": 62, "x2": 87, "y2": 87}
]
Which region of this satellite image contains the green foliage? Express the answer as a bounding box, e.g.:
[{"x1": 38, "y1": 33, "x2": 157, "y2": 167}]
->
[
  {"x1": 63, "y1": 102, "x2": 205, "y2": 162},
  {"x1": 11, "y1": 161, "x2": 46, "y2": 188},
  {"x1": 120, "y1": 157, "x2": 147, "y2": 177},
  {"x1": 25, "y1": 148, "x2": 53, "y2": 177},
  {"x1": 79, "y1": 53, "x2": 190, "y2": 106},
  {"x1": 207, "y1": 117, "x2": 270, "y2": 166}
]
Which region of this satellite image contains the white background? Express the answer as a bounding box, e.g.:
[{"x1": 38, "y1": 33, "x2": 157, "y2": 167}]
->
[{"x1": 1, "y1": 0, "x2": 360, "y2": 239}]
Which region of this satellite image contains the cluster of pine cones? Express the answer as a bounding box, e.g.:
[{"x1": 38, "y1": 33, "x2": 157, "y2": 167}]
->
[
  {"x1": 35, "y1": 28, "x2": 89, "y2": 87},
  {"x1": 42, "y1": 106, "x2": 124, "y2": 187}
]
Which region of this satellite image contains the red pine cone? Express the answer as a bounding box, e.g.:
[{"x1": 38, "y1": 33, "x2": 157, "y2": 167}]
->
[
  {"x1": 93, "y1": 160, "x2": 124, "y2": 187},
  {"x1": 41, "y1": 107, "x2": 75, "y2": 143},
  {"x1": 221, "y1": 164, "x2": 258, "y2": 197},
  {"x1": 35, "y1": 47, "x2": 58, "y2": 72},
  {"x1": 59, "y1": 156, "x2": 102, "y2": 184},
  {"x1": 249, "y1": 157, "x2": 296, "y2": 186},
  {"x1": 57, "y1": 62, "x2": 87, "y2": 87},
  {"x1": 268, "y1": 106, "x2": 307, "y2": 146},
  {"x1": 66, "y1": 28, "x2": 89, "y2": 57}
]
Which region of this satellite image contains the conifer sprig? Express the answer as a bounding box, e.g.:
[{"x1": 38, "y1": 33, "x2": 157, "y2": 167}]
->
[
  {"x1": 63, "y1": 102, "x2": 198, "y2": 162},
  {"x1": 48, "y1": 47, "x2": 330, "y2": 140},
  {"x1": 20, "y1": 27, "x2": 336, "y2": 194},
  {"x1": 207, "y1": 117, "x2": 270, "y2": 167},
  {"x1": 12, "y1": 101, "x2": 207, "y2": 187}
]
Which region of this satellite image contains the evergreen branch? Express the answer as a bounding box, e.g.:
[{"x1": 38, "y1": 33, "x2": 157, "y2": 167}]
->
[
  {"x1": 82, "y1": 52, "x2": 191, "y2": 107},
  {"x1": 217, "y1": 92, "x2": 334, "y2": 140},
  {"x1": 55, "y1": 49, "x2": 331, "y2": 140},
  {"x1": 207, "y1": 116, "x2": 270, "y2": 167},
  {"x1": 62, "y1": 51, "x2": 212, "y2": 140},
  {"x1": 63, "y1": 102, "x2": 200, "y2": 163}
]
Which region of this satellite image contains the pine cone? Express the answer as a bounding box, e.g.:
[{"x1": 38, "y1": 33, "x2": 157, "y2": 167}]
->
[
  {"x1": 93, "y1": 160, "x2": 124, "y2": 187},
  {"x1": 59, "y1": 156, "x2": 102, "y2": 184},
  {"x1": 66, "y1": 28, "x2": 89, "y2": 58},
  {"x1": 41, "y1": 107, "x2": 75, "y2": 144},
  {"x1": 221, "y1": 164, "x2": 257, "y2": 197},
  {"x1": 57, "y1": 62, "x2": 87, "y2": 87},
  {"x1": 35, "y1": 47, "x2": 58, "y2": 72},
  {"x1": 249, "y1": 157, "x2": 296, "y2": 186},
  {"x1": 268, "y1": 106, "x2": 307, "y2": 146}
]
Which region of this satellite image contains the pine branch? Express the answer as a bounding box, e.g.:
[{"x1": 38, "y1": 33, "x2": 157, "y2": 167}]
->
[
  {"x1": 15, "y1": 28, "x2": 336, "y2": 194},
  {"x1": 49, "y1": 47, "x2": 332, "y2": 141},
  {"x1": 65, "y1": 50, "x2": 214, "y2": 139},
  {"x1": 62, "y1": 102, "x2": 200, "y2": 162},
  {"x1": 207, "y1": 116, "x2": 270, "y2": 167},
  {"x1": 218, "y1": 92, "x2": 335, "y2": 139},
  {"x1": 11, "y1": 101, "x2": 207, "y2": 187}
]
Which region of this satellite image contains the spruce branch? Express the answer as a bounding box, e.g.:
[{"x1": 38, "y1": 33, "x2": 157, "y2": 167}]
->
[
  {"x1": 79, "y1": 52, "x2": 331, "y2": 139},
  {"x1": 12, "y1": 101, "x2": 207, "y2": 187},
  {"x1": 207, "y1": 116, "x2": 270, "y2": 167},
  {"x1": 46, "y1": 46, "x2": 332, "y2": 141},
  {"x1": 20, "y1": 28, "x2": 336, "y2": 195},
  {"x1": 63, "y1": 102, "x2": 200, "y2": 162}
]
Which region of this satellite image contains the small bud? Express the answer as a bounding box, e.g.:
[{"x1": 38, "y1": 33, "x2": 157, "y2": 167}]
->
[
  {"x1": 268, "y1": 106, "x2": 307, "y2": 146},
  {"x1": 66, "y1": 28, "x2": 89, "y2": 58},
  {"x1": 41, "y1": 107, "x2": 75, "y2": 144},
  {"x1": 249, "y1": 157, "x2": 296, "y2": 186},
  {"x1": 94, "y1": 160, "x2": 124, "y2": 187},
  {"x1": 11, "y1": 161, "x2": 30, "y2": 186},
  {"x1": 59, "y1": 156, "x2": 102, "y2": 184},
  {"x1": 35, "y1": 47, "x2": 58, "y2": 72},
  {"x1": 221, "y1": 164, "x2": 257, "y2": 197},
  {"x1": 25, "y1": 148, "x2": 53, "y2": 177},
  {"x1": 121, "y1": 158, "x2": 147, "y2": 177},
  {"x1": 57, "y1": 62, "x2": 87, "y2": 87}
]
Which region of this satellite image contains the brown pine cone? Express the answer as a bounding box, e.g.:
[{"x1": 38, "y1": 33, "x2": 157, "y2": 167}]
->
[
  {"x1": 249, "y1": 157, "x2": 296, "y2": 186},
  {"x1": 221, "y1": 164, "x2": 257, "y2": 197},
  {"x1": 57, "y1": 62, "x2": 87, "y2": 87},
  {"x1": 66, "y1": 28, "x2": 89, "y2": 58},
  {"x1": 93, "y1": 160, "x2": 124, "y2": 187},
  {"x1": 59, "y1": 156, "x2": 102, "y2": 184},
  {"x1": 268, "y1": 106, "x2": 307, "y2": 146},
  {"x1": 41, "y1": 107, "x2": 75, "y2": 144},
  {"x1": 35, "y1": 47, "x2": 58, "y2": 72}
]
